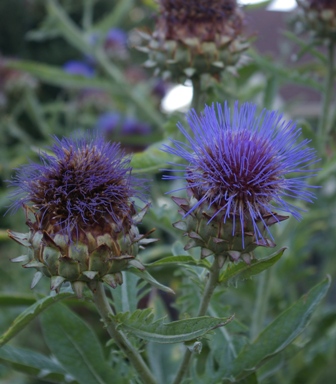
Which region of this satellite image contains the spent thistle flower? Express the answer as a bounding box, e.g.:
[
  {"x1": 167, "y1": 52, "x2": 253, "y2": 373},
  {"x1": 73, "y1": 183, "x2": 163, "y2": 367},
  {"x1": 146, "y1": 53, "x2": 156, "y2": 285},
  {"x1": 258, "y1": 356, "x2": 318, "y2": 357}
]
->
[
  {"x1": 163, "y1": 102, "x2": 318, "y2": 264},
  {"x1": 7, "y1": 136, "x2": 151, "y2": 296},
  {"x1": 295, "y1": 0, "x2": 336, "y2": 39},
  {"x1": 137, "y1": 0, "x2": 249, "y2": 82}
]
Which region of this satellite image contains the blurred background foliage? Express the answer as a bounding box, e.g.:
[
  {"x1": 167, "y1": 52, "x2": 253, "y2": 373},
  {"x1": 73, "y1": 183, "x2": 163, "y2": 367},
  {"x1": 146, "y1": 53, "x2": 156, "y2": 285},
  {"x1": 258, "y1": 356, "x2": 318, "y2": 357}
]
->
[{"x1": 0, "y1": 0, "x2": 336, "y2": 383}]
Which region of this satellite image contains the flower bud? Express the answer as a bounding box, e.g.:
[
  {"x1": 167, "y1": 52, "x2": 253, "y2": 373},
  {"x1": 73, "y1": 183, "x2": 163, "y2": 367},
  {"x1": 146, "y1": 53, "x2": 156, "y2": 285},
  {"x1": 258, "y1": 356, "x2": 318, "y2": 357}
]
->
[{"x1": 136, "y1": 0, "x2": 249, "y2": 81}]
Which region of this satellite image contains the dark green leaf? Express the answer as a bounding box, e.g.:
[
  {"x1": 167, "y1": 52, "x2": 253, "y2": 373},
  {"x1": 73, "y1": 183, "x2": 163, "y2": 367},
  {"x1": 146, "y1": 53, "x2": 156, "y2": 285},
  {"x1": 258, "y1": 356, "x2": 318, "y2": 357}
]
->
[
  {"x1": 226, "y1": 276, "x2": 331, "y2": 380},
  {"x1": 0, "y1": 293, "x2": 73, "y2": 347},
  {"x1": 40, "y1": 302, "x2": 117, "y2": 384},
  {"x1": 0, "y1": 345, "x2": 72, "y2": 383},
  {"x1": 220, "y1": 248, "x2": 286, "y2": 285}
]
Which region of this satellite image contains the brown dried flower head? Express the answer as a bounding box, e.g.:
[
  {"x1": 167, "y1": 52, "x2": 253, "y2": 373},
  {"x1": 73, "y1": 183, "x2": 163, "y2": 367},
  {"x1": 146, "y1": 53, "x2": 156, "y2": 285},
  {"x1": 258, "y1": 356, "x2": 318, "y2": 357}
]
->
[{"x1": 137, "y1": 0, "x2": 249, "y2": 81}]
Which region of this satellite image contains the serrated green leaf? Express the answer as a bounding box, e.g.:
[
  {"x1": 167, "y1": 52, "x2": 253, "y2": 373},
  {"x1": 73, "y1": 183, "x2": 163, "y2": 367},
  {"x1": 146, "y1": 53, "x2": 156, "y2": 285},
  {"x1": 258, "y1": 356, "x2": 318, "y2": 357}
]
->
[
  {"x1": 226, "y1": 276, "x2": 331, "y2": 380},
  {"x1": 220, "y1": 248, "x2": 286, "y2": 285},
  {"x1": 113, "y1": 309, "x2": 234, "y2": 344},
  {"x1": 0, "y1": 293, "x2": 73, "y2": 347},
  {"x1": 0, "y1": 345, "x2": 72, "y2": 383},
  {"x1": 40, "y1": 302, "x2": 118, "y2": 384},
  {"x1": 128, "y1": 268, "x2": 175, "y2": 294},
  {"x1": 148, "y1": 255, "x2": 211, "y2": 269}
]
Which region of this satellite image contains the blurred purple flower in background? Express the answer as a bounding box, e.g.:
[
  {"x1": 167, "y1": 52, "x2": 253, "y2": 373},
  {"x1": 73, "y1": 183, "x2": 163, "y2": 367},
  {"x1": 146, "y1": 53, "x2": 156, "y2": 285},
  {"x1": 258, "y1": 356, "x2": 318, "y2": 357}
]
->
[
  {"x1": 63, "y1": 60, "x2": 95, "y2": 77},
  {"x1": 96, "y1": 112, "x2": 152, "y2": 152}
]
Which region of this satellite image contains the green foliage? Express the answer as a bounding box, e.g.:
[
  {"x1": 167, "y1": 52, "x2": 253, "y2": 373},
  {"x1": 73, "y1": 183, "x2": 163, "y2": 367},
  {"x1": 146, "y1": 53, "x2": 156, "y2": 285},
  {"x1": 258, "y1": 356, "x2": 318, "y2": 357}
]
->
[
  {"x1": 0, "y1": 293, "x2": 73, "y2": 347},
  {"x1": 0, "y1": 345, "x2": 73, "y2": 383},
  {"x1": 112, "y1": 308, "x2": 233, "y2": 344},
  {"x1": 40, "y1": 302, "x2": 124, "y2": 384},
  {"x1": 220, "y1": 248, "x2": 286, "y2": 286},
  {"x1": 0, "y1": 0, "x2": 335, "y2": 383}
]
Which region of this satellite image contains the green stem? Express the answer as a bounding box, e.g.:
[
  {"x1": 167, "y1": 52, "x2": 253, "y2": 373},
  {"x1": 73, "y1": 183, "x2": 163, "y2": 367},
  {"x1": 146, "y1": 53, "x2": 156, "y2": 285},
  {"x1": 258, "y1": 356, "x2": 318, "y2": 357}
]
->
[
  {"x1": 318, "y1": 40, "x2": 335, "y2": 153},
  {"x1": 172, "y1": 258, "x2": 221, "y2": 384},
  {"x1": 250, "y1": 268, "x2": 273, "y2": 340},
  {"x1": 91, "y1": 282, "x2": 157, "y2": 384}
]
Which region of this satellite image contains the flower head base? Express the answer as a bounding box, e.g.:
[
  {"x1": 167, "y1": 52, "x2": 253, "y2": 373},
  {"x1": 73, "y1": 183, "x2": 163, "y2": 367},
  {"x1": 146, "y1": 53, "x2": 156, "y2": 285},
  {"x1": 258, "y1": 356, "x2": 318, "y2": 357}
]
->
[
  {"x1": 137, "y1": 0, "x2": 249, "y2": 82},
  {"x1": 8, "y1": 136, "x2": 152, "y2": 295},
  {"x1": 296, "y1": 0, "x2": 336, "y2": 39},
  {"x1": 163, "y1": 102, "x2": 318, "y2": 263}
]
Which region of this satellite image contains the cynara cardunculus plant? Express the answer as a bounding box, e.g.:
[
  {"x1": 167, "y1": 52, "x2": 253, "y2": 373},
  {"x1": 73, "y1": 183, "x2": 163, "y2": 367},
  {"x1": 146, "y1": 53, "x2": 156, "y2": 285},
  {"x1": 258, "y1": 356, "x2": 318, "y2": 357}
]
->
[
  {"x1": 163, "y1": 102, "x2": 318, "y2": 265},
  {"x1": 7, "y1": 136, "x2": 150, "y2": 296}
]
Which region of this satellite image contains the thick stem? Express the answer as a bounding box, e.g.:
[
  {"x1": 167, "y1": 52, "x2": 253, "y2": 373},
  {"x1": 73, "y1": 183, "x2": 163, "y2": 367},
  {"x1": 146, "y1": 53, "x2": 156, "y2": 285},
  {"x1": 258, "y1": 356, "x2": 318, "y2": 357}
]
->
[
  {"x1": 318, "y1": 41, "x2": 335, "y2": 153},
  {"x1": 91, "y1": 282, "x2": 157, "y2": 384},
  {"x1": 172, "y1": 258, "x2": 221, "y2": 384}
]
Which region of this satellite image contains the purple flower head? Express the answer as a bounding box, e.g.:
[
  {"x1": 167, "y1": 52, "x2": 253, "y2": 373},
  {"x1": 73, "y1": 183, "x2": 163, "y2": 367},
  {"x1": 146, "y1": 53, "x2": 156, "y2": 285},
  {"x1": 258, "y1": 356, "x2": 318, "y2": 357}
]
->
[
  {"x1": 106, "y1": 28, "x2": 127, "y2": 47},
  {"x1": 63, "y1": 60, "x2": 95, "y2": 77},
  {"x1": 163, "y1": 101, "x2": 319, "y2": 249},
  {"x1": 9, "y1": 135, "x2": 144, "y2": 239},
  {"x1": 96, "y1": 112, "x2": 121, "y2": 135}
]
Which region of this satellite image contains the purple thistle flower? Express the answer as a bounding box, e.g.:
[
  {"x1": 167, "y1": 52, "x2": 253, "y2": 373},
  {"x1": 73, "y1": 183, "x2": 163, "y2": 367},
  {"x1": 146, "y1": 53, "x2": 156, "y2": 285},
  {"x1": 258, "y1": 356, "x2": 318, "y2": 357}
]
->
[
  {"x1": 7, "y1": 136, "x2": 152, "y2": 293},
  {"x1": 163, "y1": 101, "x2": 318, "y2": 252},
  {"x1": 63, "y1": 60, "x2": 95, "y2": 77},
  {"x1": 9, "y1": 136, "x2": 142, "y2": 238},
  {"x1": 106, "y1": 28, "x2": 127, "y2": 47}
]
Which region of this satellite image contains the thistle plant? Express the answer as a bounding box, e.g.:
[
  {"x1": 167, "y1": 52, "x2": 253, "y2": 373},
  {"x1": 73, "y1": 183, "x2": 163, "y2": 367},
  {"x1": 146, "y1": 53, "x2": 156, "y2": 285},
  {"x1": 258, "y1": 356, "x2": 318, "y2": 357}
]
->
[
  {"x1": 0, "y1": 1, "x2": 334, "y2": 384},
  {"x1": 7, "y1": 136, "x2": 151, "y2": 297}
]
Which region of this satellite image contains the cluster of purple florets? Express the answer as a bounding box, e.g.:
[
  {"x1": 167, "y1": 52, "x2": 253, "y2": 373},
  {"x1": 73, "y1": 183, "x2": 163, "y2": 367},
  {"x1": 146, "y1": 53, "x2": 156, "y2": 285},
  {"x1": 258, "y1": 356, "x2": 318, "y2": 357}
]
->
[{"x1": 9, "y1": 101, "x2": 318, "y2": 248}]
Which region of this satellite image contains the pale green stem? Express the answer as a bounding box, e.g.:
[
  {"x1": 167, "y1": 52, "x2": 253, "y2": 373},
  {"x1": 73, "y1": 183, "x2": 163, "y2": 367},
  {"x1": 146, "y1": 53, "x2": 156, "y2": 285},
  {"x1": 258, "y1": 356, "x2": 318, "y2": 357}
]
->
[
  {"x1": 191, "y1": 77, "x2": 203, "y2": 112},
  {"x1": 250, "y1": 268, "x2": 273, "y2": 340},
  {"x1": 172, "y1": 258, "x2": 221, "y2": 384},
  {"x1": 91, "y1": 282, "x2": 157, "y2": 384},
  {"x1": 318, "y1": 40, "x2": 335, "y2": 153}
]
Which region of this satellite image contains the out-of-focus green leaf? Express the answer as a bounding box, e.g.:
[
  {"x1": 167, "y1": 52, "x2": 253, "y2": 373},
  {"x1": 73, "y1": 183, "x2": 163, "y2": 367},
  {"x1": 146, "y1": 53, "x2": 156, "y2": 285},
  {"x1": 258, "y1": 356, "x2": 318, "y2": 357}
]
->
[
  {"x1": 248, "y1": 49, "x2": 323, "y2": 91},
  {"x1": 40, "y1": 302, "x2": 118, "y2": 384},
  {"x1": 219, "y1": 248, "x2": 286, "y2": 285},
  {"x1": 130, "y1": 141, "x2": 178, "y2": 174},
  {"x1": 113, "y1": 308, "x2": 234, "y2": 344},
  {"x1": 94, "y1": 0, "x2": 134, "y2": 31},
  {"x1": 0, "y1": 345, "x2": 72, "y2": 383},
  {"x1": 283, "y1": 31, "x2": 327, "y2": 64},
  {"x1": 0, "y1": 293, "x2": 73, "y2": 347},
  {"x1": 225, "y1": 276, "x2": 331, "y2": 381},
  {"x1": 0, "y1": 294, "x2": 36, "y2": 307},
  {"x1": 7, "y1": 60, "x2": 116, "y2": 92}
]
